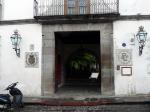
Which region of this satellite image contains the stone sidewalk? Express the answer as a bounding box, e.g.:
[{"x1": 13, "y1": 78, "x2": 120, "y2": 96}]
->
[
  {"x1": 23, "y1": 95, "x2": 150, "y2": 106},
  {"x1": 6, "y1": 95, "x2": 150, "y2": 112},
  {"x1": 20, "y1": 104, "x2": 150, "y2": 112}
]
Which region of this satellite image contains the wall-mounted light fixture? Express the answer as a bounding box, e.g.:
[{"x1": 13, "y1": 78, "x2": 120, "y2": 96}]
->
[
  {"x1": 136, "y1": 26, "x2": 147, "y2": 56},
  {"x1": 10, "y1": 30, "x2": 22, "y2": 57}
]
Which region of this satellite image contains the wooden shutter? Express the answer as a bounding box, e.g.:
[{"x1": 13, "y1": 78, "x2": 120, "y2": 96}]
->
[{"x1": 64, "y1": 0, "x2": 67, "y2": 15}]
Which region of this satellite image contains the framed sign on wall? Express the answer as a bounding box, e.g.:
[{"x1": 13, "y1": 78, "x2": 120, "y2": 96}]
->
[{"x1": 121, "y1": 67, "x2": 132, "y2": 76}]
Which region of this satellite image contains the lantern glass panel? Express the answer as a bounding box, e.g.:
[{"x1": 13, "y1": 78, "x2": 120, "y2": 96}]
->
[
  {"x1": 10, "y1": 36, "x2": 16, "y2": 45},
  {"x1": 10, "y1": 34, "x2": 22, "y2": 45},
  {"x1": 17, "y1": 36, "x2": 22, "y2": 45},
  {"x1": 137, "y1": 31, "x2": 147, "y2": 43}
]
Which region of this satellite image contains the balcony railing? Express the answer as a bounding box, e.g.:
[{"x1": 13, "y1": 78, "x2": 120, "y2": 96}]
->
[
  {"x1": 34, "y1": 0, "x2": 119, "y2": 17},
  {"x1": 0, "y1": 0, "x2": 2, "y2": 20}
]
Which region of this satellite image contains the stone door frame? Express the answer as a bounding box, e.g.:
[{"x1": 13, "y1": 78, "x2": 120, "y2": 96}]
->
[{"x1": 42, "y1": 23, "x2": 114, "y2": 96}]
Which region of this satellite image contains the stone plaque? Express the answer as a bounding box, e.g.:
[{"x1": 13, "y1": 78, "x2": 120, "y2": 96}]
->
[
  {"x1": 116, "y1": 49, "x2": 132, "y2": 66},
  {"x1": 25, "y1": 52, "x2": 39, "y2": 68}
]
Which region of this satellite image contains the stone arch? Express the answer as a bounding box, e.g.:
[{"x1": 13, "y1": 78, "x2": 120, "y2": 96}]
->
[{"x1": 65, "y1": 48, "x2": 100, "y2": 81}]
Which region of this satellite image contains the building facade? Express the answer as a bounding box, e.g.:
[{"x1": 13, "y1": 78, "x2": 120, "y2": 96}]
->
[{"x1": 0, "y1": 0, "x2": 150, "y2": 97}]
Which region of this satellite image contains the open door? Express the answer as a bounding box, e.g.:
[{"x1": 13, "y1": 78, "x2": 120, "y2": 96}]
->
[
  {"x1": 55, "y1": 54, "x2": 62, "y2": 92},
  {"x1": 55, "y1": 31, "x2": 101, "y2": 94}
]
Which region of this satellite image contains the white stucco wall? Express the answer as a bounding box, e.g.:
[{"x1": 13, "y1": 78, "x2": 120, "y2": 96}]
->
[
  {"x1": 114, "y1": 20, "x2": 150, "y2": 95},
  {"x1": 0, "y1": 35, "x2": 1, "y2": 81},
  {"x1": 2, "y1": 0, "x2": 34, "y2": 20},
  {"x1": 0, "y1": 23, "x2": 42, "y2": 96},
  {"x1": 119, "y1": 0, "x2": 150, "y2": 15},
  {"x1": 1, "y1": 0, "x2": 150, "y2": 20}
]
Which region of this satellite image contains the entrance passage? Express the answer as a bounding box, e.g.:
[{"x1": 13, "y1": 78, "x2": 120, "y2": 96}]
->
[
  {"x1": 66, "y1": 49, "x2": 99, "y2": 84},
  {"x1": 55, "y1": 31, "x2": 100, "y2": 95}
]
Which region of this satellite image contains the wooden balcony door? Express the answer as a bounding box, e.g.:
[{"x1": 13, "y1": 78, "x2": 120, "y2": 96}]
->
[{"x1": 64, "y1": 0, "x2": 90, "y2": 15}]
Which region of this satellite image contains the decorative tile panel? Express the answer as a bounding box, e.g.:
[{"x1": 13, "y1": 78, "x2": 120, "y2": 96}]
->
[
  {"x1": 25, "y1": 52, "x2": 39, "y2": 68},
  {"x1": 116, "y1": 49, "x2": 132, "y2": 66}
]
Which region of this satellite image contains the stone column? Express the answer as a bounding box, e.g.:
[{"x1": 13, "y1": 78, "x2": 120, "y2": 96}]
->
[
  {"x1": 42, "y1": 30, "x2": 55, "y2": 96},
  {"x1": 100, "y1": 24, "x2": 114, "y2": 95}
]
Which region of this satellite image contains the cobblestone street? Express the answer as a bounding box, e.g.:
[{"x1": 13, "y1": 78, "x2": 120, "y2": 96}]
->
[{"x1": 15, "y1": 104, "x2": 150, "y2": 112}]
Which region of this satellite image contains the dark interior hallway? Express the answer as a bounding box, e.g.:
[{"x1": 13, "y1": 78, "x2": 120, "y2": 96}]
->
[{"x1": 55, "y1": 31, "x2": 100, "y2": 94}]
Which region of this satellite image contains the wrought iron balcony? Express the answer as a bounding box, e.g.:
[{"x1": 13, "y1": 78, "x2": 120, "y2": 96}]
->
[
  {"x1": 34, "y1": 0, "x2": 119, "y2": 17},
  {"x1": 0, "y1": 0, "x2": 2, "y2": 20}
]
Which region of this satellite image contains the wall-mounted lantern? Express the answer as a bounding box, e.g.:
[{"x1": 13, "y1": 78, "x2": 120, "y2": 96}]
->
[
  {"x1": 10, "y1": 30, "x2": 22, "y2": 57},
  {"x1": 136, "y1": 26, "x2": 147, "y2": 56}
]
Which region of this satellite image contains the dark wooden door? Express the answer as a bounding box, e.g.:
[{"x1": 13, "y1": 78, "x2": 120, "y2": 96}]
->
[{"x1": 55, "y1": 54, "x2": 62, "y2": 92}]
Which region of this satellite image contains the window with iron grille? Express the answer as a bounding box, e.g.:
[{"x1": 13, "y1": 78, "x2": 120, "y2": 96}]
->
[
  {"x1": 79, "y1": 0, "x2": 86, "y2": 14},
  {"x1": 66, "y1": 0, "x2": 89, "y2": 15},
  {"x1": 68, "y1": 0, "x2": 76, "y2": 14}
]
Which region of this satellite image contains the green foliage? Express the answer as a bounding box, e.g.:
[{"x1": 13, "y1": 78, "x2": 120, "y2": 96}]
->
[{"x1": 70, "y1": 52, "x2": 97, "y2": 71}]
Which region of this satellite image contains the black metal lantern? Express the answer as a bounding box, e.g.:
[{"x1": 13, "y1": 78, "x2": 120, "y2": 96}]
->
[
  {"x1": 10, "y1": 30, "x2": 22, "y2": 57},
  {"x1": 136, "y1": 26, "x2": 147, "y2": 56}
]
